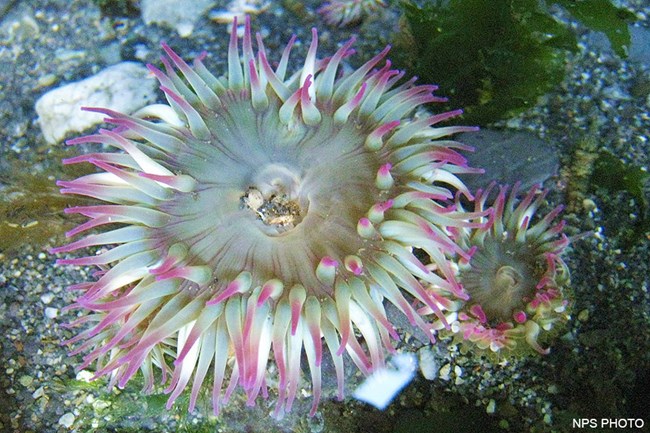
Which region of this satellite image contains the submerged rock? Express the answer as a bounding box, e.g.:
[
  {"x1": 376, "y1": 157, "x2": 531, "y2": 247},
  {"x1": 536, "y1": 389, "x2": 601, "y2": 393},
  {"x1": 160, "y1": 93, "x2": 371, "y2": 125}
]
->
[
  {"x1": 141, "y1": 0, "x2": 215, "y2": 37},
  {"x1": 458, "y1": 129, "x2": 560, "y2": 191},
  {"x1": 35, "y1": 62, "x2": 157, "y2": 144}
]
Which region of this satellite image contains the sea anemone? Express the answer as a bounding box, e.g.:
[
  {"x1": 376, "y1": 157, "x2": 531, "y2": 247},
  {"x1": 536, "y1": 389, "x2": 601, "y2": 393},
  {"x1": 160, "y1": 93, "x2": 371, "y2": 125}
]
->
[
  {"x1": 318, "y1": 0, "x2": 387, "y2": 27},
  {"x1": 425, "y1": 183, "x2": 571, "y2": 354},
  {"x1": 52, "y1": 17, "x2": 485, "y2": 416}
]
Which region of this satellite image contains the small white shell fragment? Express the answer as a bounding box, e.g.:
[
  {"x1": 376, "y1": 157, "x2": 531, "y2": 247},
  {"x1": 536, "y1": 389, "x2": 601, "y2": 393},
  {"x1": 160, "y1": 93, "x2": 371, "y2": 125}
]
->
[{"x1": 353, "y1": 352, "x2": 417, "y2": 410}]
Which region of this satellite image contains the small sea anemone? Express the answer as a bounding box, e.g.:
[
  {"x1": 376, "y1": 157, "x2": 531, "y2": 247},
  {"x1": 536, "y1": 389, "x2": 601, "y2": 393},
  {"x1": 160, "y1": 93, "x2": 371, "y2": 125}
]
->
[
  {"x1": 318, "y1": 0, "x2": 387, "y2": 27},
  {"x1": 425, "y1": 183, "x2": 571, "y2": 354},
  {"x1": 52, "y1": 17, "x2": 484, "y2": 416}
]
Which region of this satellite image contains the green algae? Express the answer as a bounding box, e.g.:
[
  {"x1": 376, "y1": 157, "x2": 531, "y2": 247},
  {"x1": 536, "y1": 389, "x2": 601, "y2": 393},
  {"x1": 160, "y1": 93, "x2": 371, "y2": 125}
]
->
[
  {"x1": 591, "y1": 150, "x2": 650, "y2": 245},
  {"x1": 556, "y1": 0, "x2": 636, "y2": 57},
  {"x1": 396, "y1": 0, "x2": 635, "y2": 124},
  {"x1": 0, "y1": 151, "x2": 92, "y2": 255},
  {"x1": 52, "y1": 374, "x2": 223, "y2": 433}
]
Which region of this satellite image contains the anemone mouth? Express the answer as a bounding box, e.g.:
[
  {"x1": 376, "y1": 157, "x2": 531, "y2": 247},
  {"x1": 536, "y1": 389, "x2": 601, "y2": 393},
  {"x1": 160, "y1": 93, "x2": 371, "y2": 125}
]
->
[
  {"x1": 460, "y1": 235, "x2": 539, "y2": 322},
  {"x1": 156, "y1": 92, "x2": 385, "y2": 289},
  {"x1": 241, "y1": 188, "x2": 304, "y2": 234},
  {"x1": 239, "y1": 163, "x2": 305, "y2": 235}
]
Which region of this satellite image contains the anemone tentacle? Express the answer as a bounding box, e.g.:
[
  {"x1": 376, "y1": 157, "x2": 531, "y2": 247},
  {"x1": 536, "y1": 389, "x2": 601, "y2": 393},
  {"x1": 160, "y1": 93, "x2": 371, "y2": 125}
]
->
[{"x1": 54, "y1": 16, "x2": 486, "y2": 417}]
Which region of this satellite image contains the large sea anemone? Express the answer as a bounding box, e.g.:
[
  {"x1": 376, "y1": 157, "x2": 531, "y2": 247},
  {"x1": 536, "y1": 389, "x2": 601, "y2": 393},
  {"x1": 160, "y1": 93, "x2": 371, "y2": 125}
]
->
[
  {"x1": 425, "y1": 183, "x2": 571, "y2": 354},
  {"x1": 52, "y1": 17, "x2": 488, "y2": 416}
]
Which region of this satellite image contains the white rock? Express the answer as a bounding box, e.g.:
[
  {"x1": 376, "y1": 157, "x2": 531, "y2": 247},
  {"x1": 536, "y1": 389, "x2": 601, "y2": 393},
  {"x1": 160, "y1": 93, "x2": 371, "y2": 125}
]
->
[
  {"x1": 58, "y1": 412, "x2": 75, "y2": 428},
  {"x1": 439, "y1": 363, "x2": 451, "y2": 381},
  {"x1": 141, "y1": 0, "x2": 215, "y2": 37},
  {"x1": 35, "y1": 62, "x2": 157, "y2": 144},
  {"x1": 454, "y1": 365, "x2": 465, "y2": 385},
  {"x1": 32, "y1": 386, "x2": 45, "y2": 399},
  {"x1": 40, "y1": 292, "x2": 54, "y2": 304},
  {"x1": 44, "y1": 307, "x2": 58, "y2": 319},
  {"x1": 76, "y1": 370, "x2": 94, "y2": 382},
  {"x1": 417, "y1": 346, "x2": 439, "y2": 380}
]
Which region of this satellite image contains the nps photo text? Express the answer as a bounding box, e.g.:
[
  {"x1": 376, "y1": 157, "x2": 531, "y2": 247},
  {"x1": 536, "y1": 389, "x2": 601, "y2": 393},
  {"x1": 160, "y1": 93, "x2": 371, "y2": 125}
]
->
[{"x1": 572, "y1": 418, "x2": 645, "y2": 429}]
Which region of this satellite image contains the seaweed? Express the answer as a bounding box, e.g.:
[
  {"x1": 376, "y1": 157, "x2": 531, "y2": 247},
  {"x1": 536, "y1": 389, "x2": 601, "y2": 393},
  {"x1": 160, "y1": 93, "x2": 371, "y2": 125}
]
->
[
  {"x1": 562, "y1": 132, "x2": 600, "y2": 215},
  {"x1": 591, "y1": 150, "x2": 650, "y2": 244},
  {"x1": 397, "y1": 0, "x2": 635, "y2": 124},
  {"x1": 555, "y1": 0, "x2": 636, "y2": 57},
  {"x1": 0, "y1": 151, "x2": 93, "y2": 255},
  {"x1": 50, "y1": 374, "x2": 223, "y2": 433}
]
